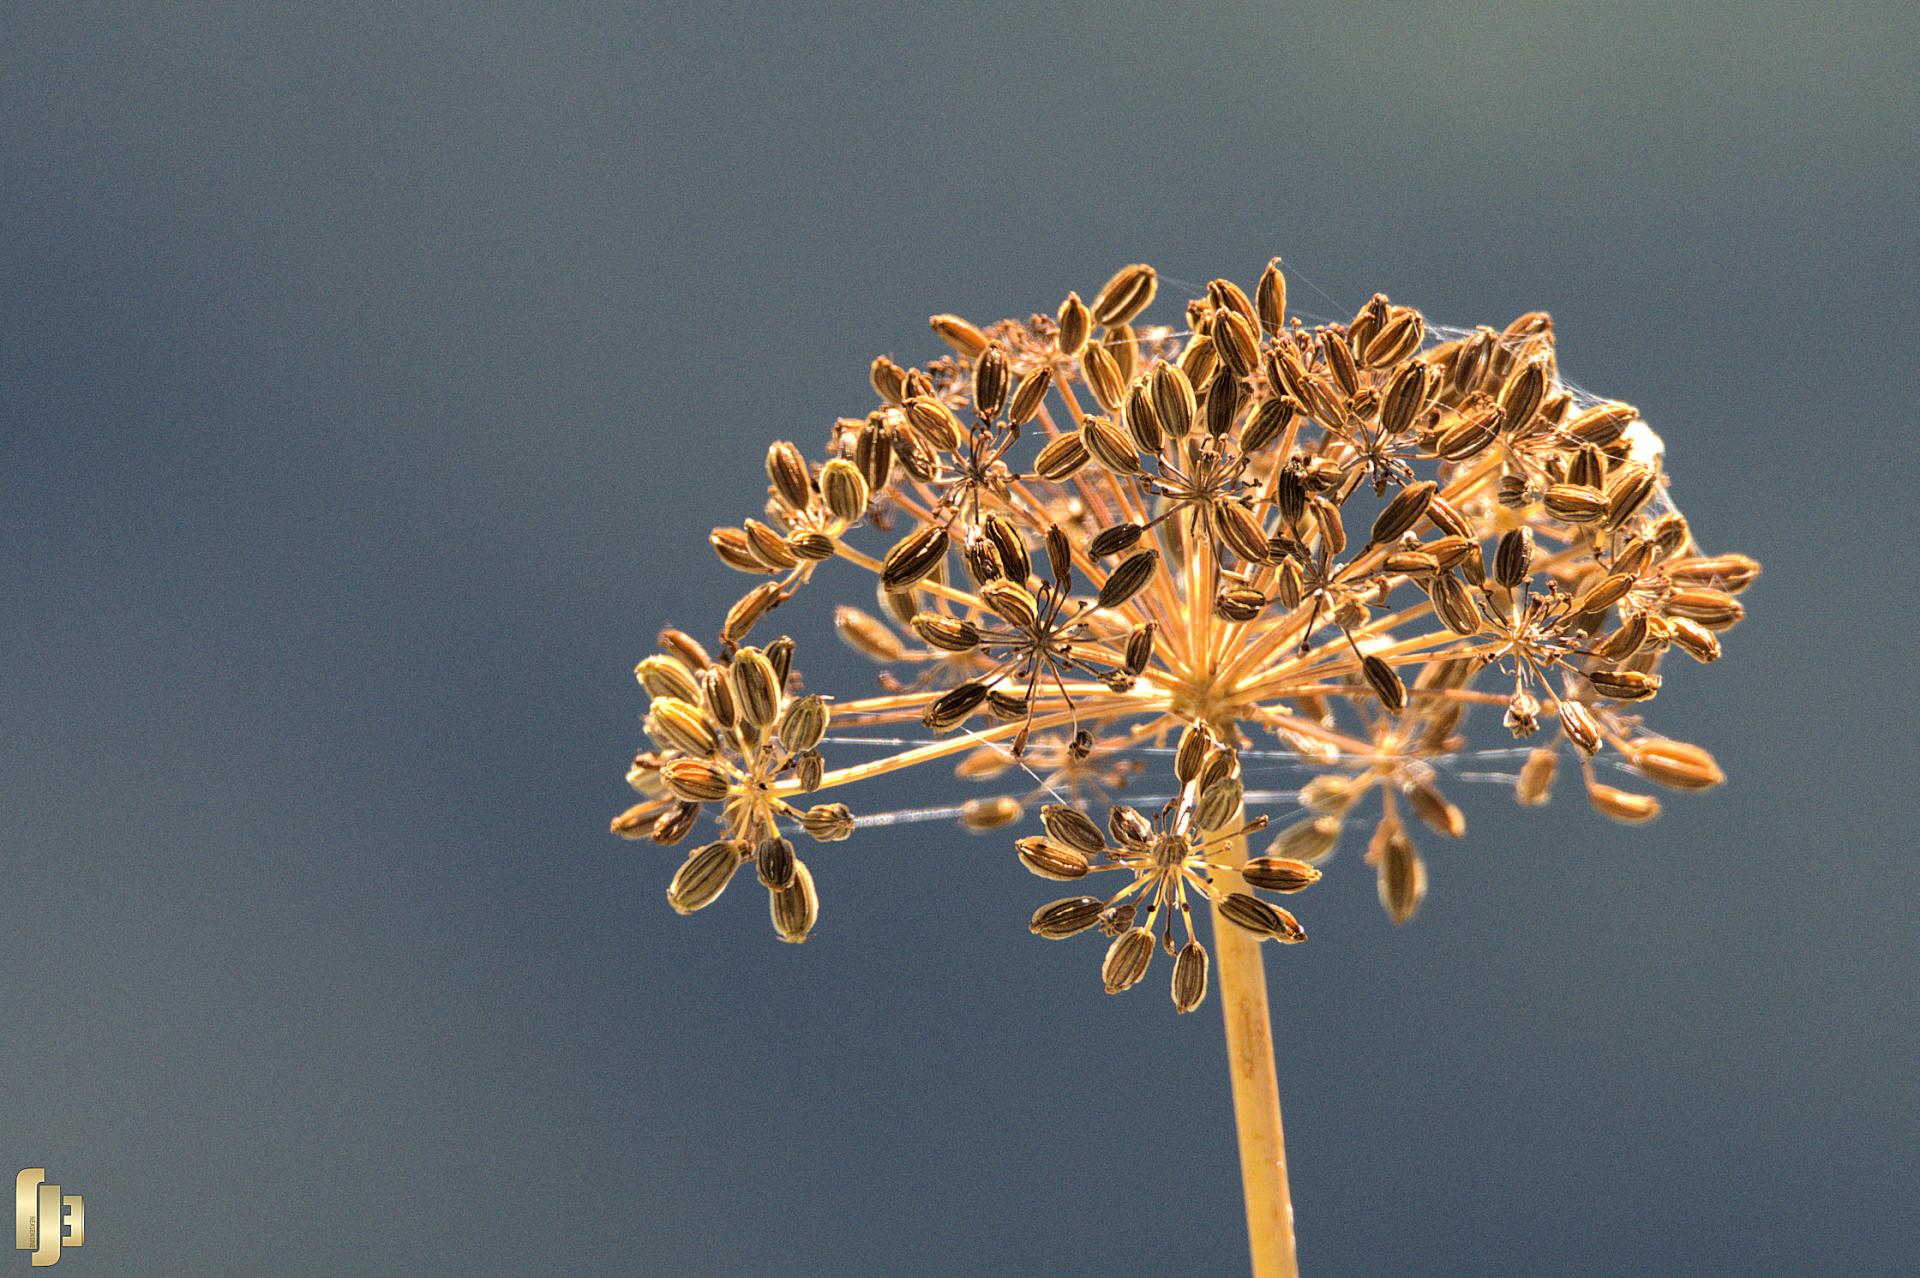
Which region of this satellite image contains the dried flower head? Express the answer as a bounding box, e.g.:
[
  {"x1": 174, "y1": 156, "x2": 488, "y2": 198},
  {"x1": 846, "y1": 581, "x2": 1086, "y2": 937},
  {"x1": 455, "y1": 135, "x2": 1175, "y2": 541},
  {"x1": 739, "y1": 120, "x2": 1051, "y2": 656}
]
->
[{"x1": 612, "y1": 259, "x2": 1758, "y2": 1006}]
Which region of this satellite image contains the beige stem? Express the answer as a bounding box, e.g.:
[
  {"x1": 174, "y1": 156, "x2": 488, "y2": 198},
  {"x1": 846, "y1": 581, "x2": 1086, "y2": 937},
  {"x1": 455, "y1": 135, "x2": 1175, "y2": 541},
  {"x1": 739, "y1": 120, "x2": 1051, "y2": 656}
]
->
[{"x1": 1210, "y1": 805, "x2": 1299, "y2": 1278}]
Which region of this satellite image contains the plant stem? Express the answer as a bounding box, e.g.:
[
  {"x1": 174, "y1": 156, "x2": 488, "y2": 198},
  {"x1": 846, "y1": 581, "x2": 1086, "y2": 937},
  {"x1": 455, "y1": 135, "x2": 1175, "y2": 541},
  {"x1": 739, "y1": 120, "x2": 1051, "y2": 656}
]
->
[{"x1": 1210, "y1": 808, "x2": 1299, "y2": 1278}]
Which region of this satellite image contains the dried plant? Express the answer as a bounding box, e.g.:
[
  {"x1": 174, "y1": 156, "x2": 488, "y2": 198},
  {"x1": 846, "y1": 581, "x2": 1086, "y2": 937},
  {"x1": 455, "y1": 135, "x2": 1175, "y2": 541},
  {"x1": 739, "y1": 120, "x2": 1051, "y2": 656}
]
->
[{"x1": 610, "y1": 260, "x2": 1758, "y2": 1275}]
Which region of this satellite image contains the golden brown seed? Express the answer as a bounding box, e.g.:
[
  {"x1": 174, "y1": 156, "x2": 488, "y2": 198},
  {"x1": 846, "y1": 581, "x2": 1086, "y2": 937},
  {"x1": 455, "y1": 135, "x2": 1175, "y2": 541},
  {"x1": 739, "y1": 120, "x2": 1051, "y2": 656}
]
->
[
  {"x1": 1215, "y1": 584, "x2": 1267, "y2": 622},
  {"x1": 1407, "y1": 780, "x2": 1466, "y2": 838},
  {"x1": 1212, "y1": 308, "x2": 1260, "y2": 377},
  {"x1": 698, "y1": 669, "x2": 736, "y2": 730},
  {"x1": 1516, "y1": 748, "x2": 1558, "y2": 806},
  {"x1": 929, "y1": 312, "x2": 989, "y2": 356},
  {"x1": 1104, "y1": 324, "x2": 1138, "y2": 382},
  {"x1": 1379, "y1": 362, "x2": 1430, "y2": 434},
  {"x1": 1101, "y1": 926, "x2": 1156, "y2": 992},
  {"x1": 647, "y1": 698, "x2": 718, "y2": 757},
  {"x1": 1171, "y1": 940, "x2": 1209, "y2": 1014},
  {"x1": 879, "y1": 582, "x2": 919, "y2": 627},
  {"x1": 1080, "y1": 342, "x2": 1126, "y2": 412},
  {"x1": 1665, "y1": 587, "x2": 1744, "y2": 630},
  {"x1": 1669, "y1": 617, "x2": 1722, "y2": 663},
  {"x1": 1122, "y1": 622, "x2": 1156, "y2": 675},
  {"x1": 1498, "y1": 358, "x2": 1547, "y2": 434},
  {"x1": 1568, "y1": 445, "x2": 1604, "y2": 490},
  {"x1": 1567, "y1": 400, "x2": 1636, "y2": 445},
  {"x1": 1241, "y1": 396, "x2": 1293, "y2": 453},
  {"x1": 1299, "y1": 774, "x2": 1359, "y2": 815},
  {"x1": 1241, "y1": 857, "x2": 1322, "y2": 893},
  {"x1": 658, "y1": 628, "x2": 711, "y2": 672},
  {"x1": 1543, "y1": 483, "x2": 1609, "y2": 524},
  {"x1": 909, "y1": 612, "x2": 980, "y2": 652},
  {"x1": 1594, "y1": 612, "x2": 1652, "y2": 662},
  {"x1": 1587, "y1": 780, "x2": 1661, "y2": 824},
  {"x1": 1016, "y1": 837, "x2": 1091, "y2": 880},
  {"x1": 1172, "y1": 724, "x2": 1211, "y2": 784},
  {"x1": 1628, "y1": 738, "x2": 1725, "y2": 791},
  {"x1": 766, "y1": 441, "x2": 813, "y2": 511},
  {"x1": 1149, "y1": 362, "x2": 1196, "y2": 439},
  {"x1": 1322, "y1": 332, "x2": 1359, "y2": 397},
  {"x1": 1207, "y1": 277, "x2": 1255, "y2": 322},
  {"x1": 744, "y1": 519, "x2": 799, "y2": 570},
  {"x1": 769, "y1": 859, "x2": 818, "y2": 943},
  {"x1": 650, "y1": 800, "x2": 700, "y2": 846},
  {"x1": 1370, "y1": 481, "x2": 1436, "y2": 545},
  {"x1": 980, "y1": 580, "x2": 1038, "y2": 630},
  {"x1": 880, "y1": 525, "x2": 949, "y2": 591},
  {"x1": 610, "y1": 800, "x2": 660, "y2": 839},
  {"x1": 1033, "y1": 430, "x2": 1091, "y2": 481},
  {"x1": 662, "y1": 757, "x2": 730, "y2": 803},
  {"x1": 800, "y1": 803, "x2": 855, "y2": 842},
  {"x1": 1090, "y1": 522, "x2": 1144, "y2": 557},
  {"x1": 1371, "y1": 819, "x2": 1425, "y2": 925},
  {"x1": 833, "y1": 605, "x2": 903, "y2": 662},
  {"x1": 1574, "y1": 571, "x2": 1637, "y2": 615},
  {"x1": 1364, "y1": 312, "x2": 1424, "y2": 368},
  {"x1": 812, "y1": 458, "x2": 868, "y2": 525},
  {"x1": 1092, "y1": 264, "x2": 1157, "y2": 327},
  {"x1": 1057, "y1": 292, "x2": 1091, "y2": 359},
  {"x1": 1557, "y1": 699, "x2": 1601, "y2": 755},
  {"x1": 1042, "y1": 804, "x2": 1107, "y2": 855},
  {"x1": 1587, "y1": 667, "x2": 1661, "y2": 701},
  {"x1": 1434, "y1": 402, "x2": 1503, "y2": 459},
  {"x1": 721, "y1": 582, "x2": 781, "y2": 645},
  {"x1": 1313, "y1": 497, "x2": 1348, "y2": 556},
  {"x1": 922, "y1": 682, "x2": 989, "y2": 731},
  {"x1": 1106, "y1": 804, "x2": 1154, "y2": 851},
  {"x1": 1219, "y1": 892, "x2": 1303, "y2": 942},
  {"x1": 788, "y1": 531, "x2": 835, "y2": 561},
  {"x1": 635, "y1": 655, "x2": 701, "y2": 704},
  {"x1": 756, "y1": 835, "x2": 797, "y2": 890},
  {"x1": 668, "y1": 840, "x2": 744, "y2": 914},
  {"x1": 1217, "y1": 502, "x2": 1271, "y2": 562},
  {"x1": 1122, "y1": 384, "x2": 1163, "y2": 456},
  {"x1": 1606, "y1": 466, "x2": 1658, "y2": 527},
  {"x1": 730, "y1": 648, "x2": 780, "y2": 728},
  {"x1": 1096, "y1": 548, "x2": 1159, "y2": 610},
  {"x1": 1667, "y1": 554, "x2": 1761, "y2": 593},
  {"x1": 1081, "y1": 416, "x2": 1139, "y2": 474},
  {"x1": 960, "y1": 796, "x2": 1024, "y2": 832},
  {"x1": 869, "y1": 355, "x2": 908, "y2": 405},
  {"x1": 1194, "y1": 774, "x2": 1245, "y2": 832},
  {"x1": 1650, "y1": 512, "x2": 1691, "y2": 559},
  {"x1": 854, "y1": 416, "x2": 893, "y2": 490},
  {"x1": 1430, "y1": 572, "x2": 1482, "y2": 635},
  {"x1": 972, "y1": 343, "x2": 1009, "y2": 419},
  {"x1": 1202, "y1": 369, "x2": 1243, "y2": 438},
  {"x1": 1268, "y1": 815, "x2": 1341, "y2": 862},
  {"x1": 1256, "y1": 258, "x2": 1287, "y2": 336},
  {"x1": 977, "y1": 514, "x2": 1026, "y2": 584},
  {"x1": 1008, "y1": 367, "x2": 1052, "y2": 426},
  {"x1": 710, "y1": 526, "x2": 766, "y2": 574},
  {"x1": 1362, "y1": 654, "x2": 1408, "y2": 713},
  {"x1": 904, "y1": 395, "x2": 964, "y2": 451},
  {"x1": 779, "y1": 694, "x2": 829, "y2": 754},
  {"x1": 1030, "y1": 895, "x2": 1106, "y2": 939}
]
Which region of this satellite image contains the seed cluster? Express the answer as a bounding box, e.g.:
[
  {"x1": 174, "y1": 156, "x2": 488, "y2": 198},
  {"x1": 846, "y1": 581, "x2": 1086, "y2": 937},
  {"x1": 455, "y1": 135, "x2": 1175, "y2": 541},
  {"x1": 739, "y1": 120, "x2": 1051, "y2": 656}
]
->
[{"x1": 612, "y1": 260, "x2": 1758, "y2": 1010}]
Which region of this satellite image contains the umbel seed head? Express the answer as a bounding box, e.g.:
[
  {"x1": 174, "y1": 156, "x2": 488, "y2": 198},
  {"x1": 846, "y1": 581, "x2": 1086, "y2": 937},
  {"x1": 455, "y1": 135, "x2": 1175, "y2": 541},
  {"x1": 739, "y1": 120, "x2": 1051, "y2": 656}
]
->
[{"x1": 611, "y1": 257, "x2": 1757, "y2": 1010}]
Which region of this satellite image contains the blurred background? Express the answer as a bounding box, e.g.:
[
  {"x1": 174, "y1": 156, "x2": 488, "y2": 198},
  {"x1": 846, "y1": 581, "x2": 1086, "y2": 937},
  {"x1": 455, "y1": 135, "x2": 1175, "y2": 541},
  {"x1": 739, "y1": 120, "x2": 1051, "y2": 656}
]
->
[{"x1": 3, "y1": 3, "x2": 1914, "y2": 1274}]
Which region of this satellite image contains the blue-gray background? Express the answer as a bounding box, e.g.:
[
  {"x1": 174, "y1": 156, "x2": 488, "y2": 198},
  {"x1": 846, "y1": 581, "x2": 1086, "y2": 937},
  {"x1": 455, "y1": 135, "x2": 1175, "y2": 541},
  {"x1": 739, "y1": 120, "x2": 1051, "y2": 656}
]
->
[{"x1": 4, "y1": 3, "x2": 1914, "y2": 1274}]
